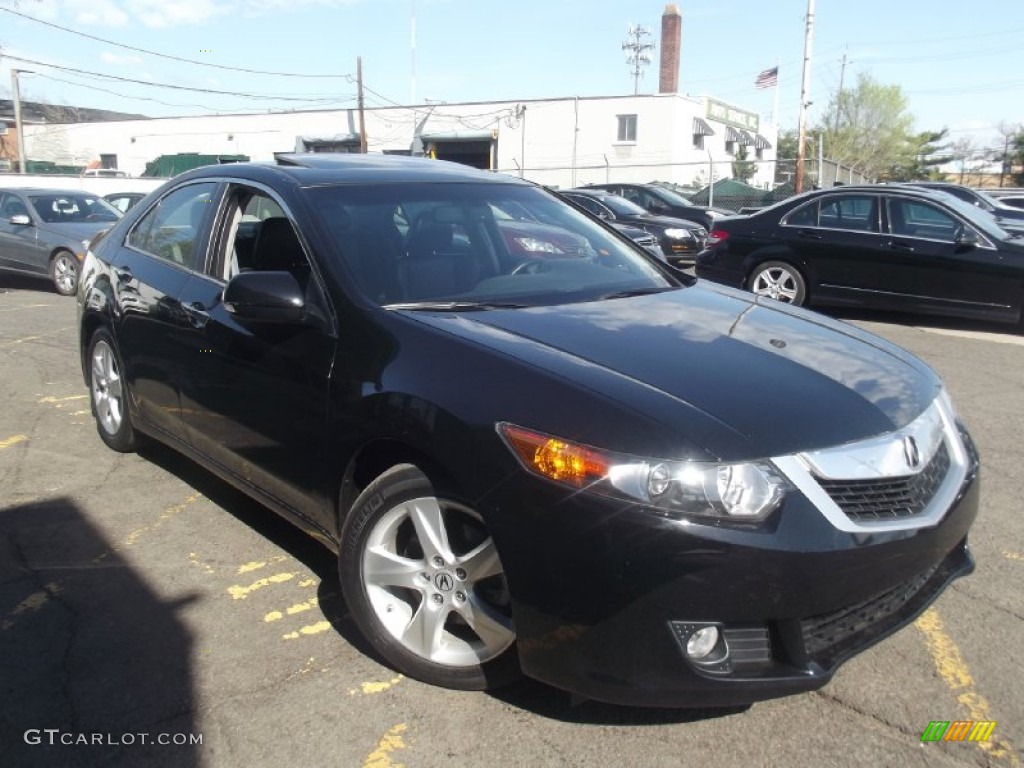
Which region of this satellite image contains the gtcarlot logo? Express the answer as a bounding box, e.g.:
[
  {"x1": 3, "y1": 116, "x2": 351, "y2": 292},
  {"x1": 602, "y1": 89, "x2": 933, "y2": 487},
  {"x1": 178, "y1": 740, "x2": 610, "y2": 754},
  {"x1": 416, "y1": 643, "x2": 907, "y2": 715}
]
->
[{"x1": 24, "y1": 729, "x2": 203, "y2": 747}]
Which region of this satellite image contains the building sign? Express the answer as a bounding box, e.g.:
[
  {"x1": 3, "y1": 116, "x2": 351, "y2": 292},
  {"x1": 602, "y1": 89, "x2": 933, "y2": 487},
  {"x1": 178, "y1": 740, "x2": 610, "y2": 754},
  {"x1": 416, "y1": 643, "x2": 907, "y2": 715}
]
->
[{"x1": 706, "y1": 99, "x2": 759, "y2": 132}]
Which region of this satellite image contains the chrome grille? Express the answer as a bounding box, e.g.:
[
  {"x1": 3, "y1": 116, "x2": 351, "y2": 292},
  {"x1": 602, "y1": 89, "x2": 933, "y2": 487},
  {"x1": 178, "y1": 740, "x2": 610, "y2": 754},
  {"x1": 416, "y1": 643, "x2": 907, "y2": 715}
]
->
[{"x1": 817, "y1": 441, "x2": 950, "y2": 521}]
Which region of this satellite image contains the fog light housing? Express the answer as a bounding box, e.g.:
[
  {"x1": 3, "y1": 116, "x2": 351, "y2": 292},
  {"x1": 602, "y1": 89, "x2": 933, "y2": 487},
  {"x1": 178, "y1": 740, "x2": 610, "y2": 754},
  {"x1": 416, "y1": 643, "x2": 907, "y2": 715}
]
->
[{"x1": 686, "y1": 626, "x2": 720, "y2": 659}]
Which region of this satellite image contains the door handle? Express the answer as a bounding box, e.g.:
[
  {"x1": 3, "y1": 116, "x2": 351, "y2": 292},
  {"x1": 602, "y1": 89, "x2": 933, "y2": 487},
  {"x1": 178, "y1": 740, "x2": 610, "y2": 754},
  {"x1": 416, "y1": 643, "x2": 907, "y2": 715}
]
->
[
  {"x1": 113, "y1": 266, "x2": 133, "y2": 283},
  {"x1": 889, "y1": 241, "x2": 915, "y2": 253},
  {"x1": 182, "y1": 301, "x2": 211, "y2": 328},
  {"x1": 797, "y1": 229, "x2": 823, "y2": 240}
]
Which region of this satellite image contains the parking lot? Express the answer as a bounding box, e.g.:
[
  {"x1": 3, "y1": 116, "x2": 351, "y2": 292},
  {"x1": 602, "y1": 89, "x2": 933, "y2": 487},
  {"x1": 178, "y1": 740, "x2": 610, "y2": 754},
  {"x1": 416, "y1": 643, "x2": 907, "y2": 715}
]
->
[{"x1": 1, "y1": 273, "x2": 1021, "y2": 768}]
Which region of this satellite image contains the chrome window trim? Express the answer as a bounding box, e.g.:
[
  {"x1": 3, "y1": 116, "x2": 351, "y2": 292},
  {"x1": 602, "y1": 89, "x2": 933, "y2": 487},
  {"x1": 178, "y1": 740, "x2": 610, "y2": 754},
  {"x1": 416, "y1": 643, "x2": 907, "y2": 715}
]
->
[{"x1": 770, "y1": 395, "x2": 967, "y2": 533}]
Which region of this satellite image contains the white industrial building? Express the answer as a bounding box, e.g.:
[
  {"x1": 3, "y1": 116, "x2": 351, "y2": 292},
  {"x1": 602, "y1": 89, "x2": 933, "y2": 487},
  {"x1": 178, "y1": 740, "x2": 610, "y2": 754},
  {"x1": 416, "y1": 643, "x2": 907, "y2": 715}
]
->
[{"x1": 19, "y1": 5, "x2": 777, "y2": 189}]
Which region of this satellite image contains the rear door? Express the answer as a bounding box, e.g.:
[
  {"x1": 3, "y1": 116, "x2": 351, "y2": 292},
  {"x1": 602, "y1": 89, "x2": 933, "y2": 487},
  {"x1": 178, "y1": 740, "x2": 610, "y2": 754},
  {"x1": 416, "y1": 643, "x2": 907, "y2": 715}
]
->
[
  {"x1": 110, "y1": 181, "x2": 220, "y2": 440},
  {"x1": 779, "y1": 192, "x2": 886, "y2": 302},
  {"x1": 174, "y1": 183, "x2": 337, "y2": 530}
]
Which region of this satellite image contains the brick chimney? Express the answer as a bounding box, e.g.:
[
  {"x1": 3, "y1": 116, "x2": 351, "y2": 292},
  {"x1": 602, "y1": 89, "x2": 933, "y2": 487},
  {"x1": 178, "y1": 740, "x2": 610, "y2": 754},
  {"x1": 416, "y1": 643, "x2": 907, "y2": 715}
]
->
[{"x1": 659, "y1": 4, "x2": 682, "y2": 94}]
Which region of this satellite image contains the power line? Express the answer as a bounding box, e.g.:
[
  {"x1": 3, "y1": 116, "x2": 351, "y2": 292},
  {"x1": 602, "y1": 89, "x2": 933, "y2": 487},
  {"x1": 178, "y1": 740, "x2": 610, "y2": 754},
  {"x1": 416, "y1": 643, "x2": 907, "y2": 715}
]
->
[
  {"x1": 4, "y1": 55, "x2": 352, "y2": 102},
  {"x1": 0, "y1": 6, "x2": 353, "y2": 79}
]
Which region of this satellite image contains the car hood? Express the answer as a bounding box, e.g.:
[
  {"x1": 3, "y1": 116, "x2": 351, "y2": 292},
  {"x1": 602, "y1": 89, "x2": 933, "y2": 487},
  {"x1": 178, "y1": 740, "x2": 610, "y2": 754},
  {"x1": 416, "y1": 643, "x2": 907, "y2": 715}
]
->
[
  {"x1": 36, "y1": 221, "x2": 116, "y2": 244},
  {"x1": 402, "y1": 284, "x2": 939, "y2": 459}
]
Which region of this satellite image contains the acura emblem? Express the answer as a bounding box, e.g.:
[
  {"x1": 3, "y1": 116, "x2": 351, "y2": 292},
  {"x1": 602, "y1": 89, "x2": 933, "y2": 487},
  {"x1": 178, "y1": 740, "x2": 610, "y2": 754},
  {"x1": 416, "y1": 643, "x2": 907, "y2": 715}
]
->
[
  {"x1": 903, "y1": 436, "x2": 921, "y2": 469},
  {"x1": 433, "y1": 572, "x2": 454, "y2": 592}
]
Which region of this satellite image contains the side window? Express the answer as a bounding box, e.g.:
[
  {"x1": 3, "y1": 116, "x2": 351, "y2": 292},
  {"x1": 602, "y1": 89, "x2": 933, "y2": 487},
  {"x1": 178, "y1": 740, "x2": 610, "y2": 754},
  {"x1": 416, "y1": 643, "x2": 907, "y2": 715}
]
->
[
  {"x1": 571, "y1": 196, "x2": 604, "y2": 217},
  {"x1": 128, "y1": 183, "x2": 217, "y2": 270},
  {"x1": 785, "y1": 201, "x2": 818, "y2": 227},
  {"x1": 616, "y1": 114, "x2": 637, "y2": 142},
  {"x1": 817, "y1": 195, "x2": 878, "y2": 232},
  {"x1": 887, "y1": 199, "x2": 960, "y2": 241},
  {"x1": 618, "y1": 187, "x2": 642, "y2": 205},
  {"x1": 221, "y1": 187, "x2": 307, "y2": 281}
]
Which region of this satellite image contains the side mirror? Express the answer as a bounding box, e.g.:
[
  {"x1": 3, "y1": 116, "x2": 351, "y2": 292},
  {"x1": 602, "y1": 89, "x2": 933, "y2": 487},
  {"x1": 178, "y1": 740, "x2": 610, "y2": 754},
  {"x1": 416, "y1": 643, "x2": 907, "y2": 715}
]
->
[
  {"x1": 223, "y1": 270, "x2": 306, "y2": 323},
  {"x1": 10, "y1": 214, "x2": 31, "y2": 226},
  {"x1": 954, "y1": 228, "x2": 979, "y2": 250}
]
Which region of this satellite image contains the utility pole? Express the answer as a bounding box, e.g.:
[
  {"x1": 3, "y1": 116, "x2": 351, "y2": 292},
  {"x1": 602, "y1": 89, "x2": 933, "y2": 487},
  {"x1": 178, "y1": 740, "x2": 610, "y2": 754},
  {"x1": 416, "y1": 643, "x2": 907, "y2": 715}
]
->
[
  {"x1": 622, "y1": 25, "x2": 654, "y2": 95},
  {"x1": 11, "y1": 68, "x2": 27, "y2": 174},
  {"x1": 356, "y1": 56, "x2": 367, "y2": 154},
  {"x1": 795, "y1": 0, "x2": 816, "y2": 194},
  {"x1": 831, "y1": 52, "x2": 848, "y2": 150}
]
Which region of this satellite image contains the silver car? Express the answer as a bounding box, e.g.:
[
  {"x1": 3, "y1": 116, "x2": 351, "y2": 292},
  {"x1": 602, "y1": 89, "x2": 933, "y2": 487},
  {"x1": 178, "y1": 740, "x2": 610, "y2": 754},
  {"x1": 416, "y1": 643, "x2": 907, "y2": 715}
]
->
[{"x1": 0, "y1": 188, "x2": 121, "y2": 295}]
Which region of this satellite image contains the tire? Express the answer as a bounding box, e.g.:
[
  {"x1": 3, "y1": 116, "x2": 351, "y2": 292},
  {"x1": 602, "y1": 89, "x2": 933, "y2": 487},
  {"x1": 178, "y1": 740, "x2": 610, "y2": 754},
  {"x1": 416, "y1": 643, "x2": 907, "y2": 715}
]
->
[
  {"x1": 50, "y1": 250, "x2": 80, "y2": 296},
  {"x1": 339, "y1": 464, "x2": 519, "y2": 690},
  {"x1": 87, "y1": 328, "x2": 141, "y2": 452},
  {"x1": 747, "y1": 260, "x2": 807, "y2": 306}
]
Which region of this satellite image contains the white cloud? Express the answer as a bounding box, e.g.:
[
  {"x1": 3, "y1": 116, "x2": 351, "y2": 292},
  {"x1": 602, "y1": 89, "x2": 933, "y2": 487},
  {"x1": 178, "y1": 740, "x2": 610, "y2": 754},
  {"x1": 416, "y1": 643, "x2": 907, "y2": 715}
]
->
[
  {"x1": 63, "y1": 0, "x2": 131, "y2": 27},
  {"x1": 125, "y1": 0, "x2": 231, "y2": 28}
]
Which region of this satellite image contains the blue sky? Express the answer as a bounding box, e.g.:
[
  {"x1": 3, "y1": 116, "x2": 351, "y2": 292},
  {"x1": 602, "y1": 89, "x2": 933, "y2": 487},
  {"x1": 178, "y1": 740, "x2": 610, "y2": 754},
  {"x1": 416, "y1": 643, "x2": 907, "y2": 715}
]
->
[{"x1": 1, "y1": 0, "x2": 1022, "y2": 152}]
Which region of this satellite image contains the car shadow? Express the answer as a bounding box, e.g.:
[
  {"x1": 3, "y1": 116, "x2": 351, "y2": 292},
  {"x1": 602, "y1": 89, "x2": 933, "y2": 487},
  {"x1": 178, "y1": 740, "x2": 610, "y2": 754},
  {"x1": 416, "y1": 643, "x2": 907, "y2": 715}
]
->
[
  {"x1": 0, "y1": 273, "x2": 59, "y2": 295},
  {"x1": 0, "y1": 496, "x2": 200, "y2": 767},
  {"x1": 821, "y1": 306, "x2": 1022, "y2": 336}
]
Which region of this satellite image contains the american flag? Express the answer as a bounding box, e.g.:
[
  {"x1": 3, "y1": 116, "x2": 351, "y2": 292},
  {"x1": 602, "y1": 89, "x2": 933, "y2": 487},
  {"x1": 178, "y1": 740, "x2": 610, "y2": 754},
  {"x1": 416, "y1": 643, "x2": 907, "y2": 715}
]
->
[{"x1": 755, "y1": 66, "x2": 779, "y2": 89}]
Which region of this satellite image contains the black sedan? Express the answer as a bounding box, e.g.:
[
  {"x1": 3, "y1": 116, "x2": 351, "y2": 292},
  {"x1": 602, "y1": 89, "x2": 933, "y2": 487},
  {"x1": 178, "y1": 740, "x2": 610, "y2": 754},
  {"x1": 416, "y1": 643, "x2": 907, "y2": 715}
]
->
[
  {"x1": 697, "y1": 184, "x2": 1024, "y2": 327},
  {"x1": 562, "y1": 188, "x2": 706, "y2": 266},
  {"x1": 78, "y1": 155, "x2": 978, "y2": 707},
  {"x1": 902, "y1": 181, "x2": 1024, "y2": 226},
  {"x1": 583, "y1": 182, "x2": 734, "y2": 230}
]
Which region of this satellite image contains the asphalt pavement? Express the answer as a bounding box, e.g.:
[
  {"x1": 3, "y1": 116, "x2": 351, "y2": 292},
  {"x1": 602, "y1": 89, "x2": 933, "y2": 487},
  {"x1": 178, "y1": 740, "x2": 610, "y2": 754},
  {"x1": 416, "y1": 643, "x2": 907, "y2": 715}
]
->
[{"x1": 1, "y1": 273, "x2": 1021, "y2": 768}]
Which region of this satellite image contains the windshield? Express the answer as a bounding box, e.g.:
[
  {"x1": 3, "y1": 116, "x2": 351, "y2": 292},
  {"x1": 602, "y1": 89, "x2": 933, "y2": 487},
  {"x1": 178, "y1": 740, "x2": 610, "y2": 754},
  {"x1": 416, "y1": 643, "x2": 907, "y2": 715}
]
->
[
  {"x1": 308, "y1": 182, "x2": 675, "y2": 307},
  {"x1": 650, "y1": 186, "x2": 694, "y2": 206},
  {"x1": 28, "y1": 193, "x2": 121, "y2": 223},
  {"x1": 597, "y1": 194, "x2": 649, "y2": 217}
]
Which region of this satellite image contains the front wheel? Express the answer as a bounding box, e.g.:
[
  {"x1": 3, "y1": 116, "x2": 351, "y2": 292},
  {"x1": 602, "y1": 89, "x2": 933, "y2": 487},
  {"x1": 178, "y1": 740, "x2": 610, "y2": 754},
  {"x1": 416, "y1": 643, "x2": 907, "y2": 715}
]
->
[
  {"x1": 339, "y1": 464, "x2": 519, "y2": 690},
  {"x1": 747, "y1": 260, "x2": 807, "y2": 305},
  {"x1": 50, "y1": 250, "x2": 80, "y2": 296},
  {"x1": 87, "y1": 329, "x2": 141, "y2": 452}
]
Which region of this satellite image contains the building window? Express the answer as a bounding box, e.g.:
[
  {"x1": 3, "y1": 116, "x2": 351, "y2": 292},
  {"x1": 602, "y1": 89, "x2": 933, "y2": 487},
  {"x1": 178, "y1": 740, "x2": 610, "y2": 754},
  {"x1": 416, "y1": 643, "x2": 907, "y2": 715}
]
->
[
  {"x1": 100, "y1": 153, "x2": 118, "y2": 169},
  {"x1": 616, "y1": 114, "x2": 637, "y2": 142},
  {"x1": 693, "y1": 134, "x2": 705, "y2": 150},
  {"x1": 755, "y1": 147, "x2": 764, "y2": 160},
  {"x1": 725, "y1": 141, "x2": 736, "y2": 155}
]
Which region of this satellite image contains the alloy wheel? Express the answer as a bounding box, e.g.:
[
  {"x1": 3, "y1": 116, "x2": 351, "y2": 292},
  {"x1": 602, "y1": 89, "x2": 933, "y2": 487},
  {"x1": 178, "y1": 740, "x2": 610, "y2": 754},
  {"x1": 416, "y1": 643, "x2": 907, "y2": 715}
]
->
[{"x1": 91, "y1": 340, "x2": 124, "y2": 436}]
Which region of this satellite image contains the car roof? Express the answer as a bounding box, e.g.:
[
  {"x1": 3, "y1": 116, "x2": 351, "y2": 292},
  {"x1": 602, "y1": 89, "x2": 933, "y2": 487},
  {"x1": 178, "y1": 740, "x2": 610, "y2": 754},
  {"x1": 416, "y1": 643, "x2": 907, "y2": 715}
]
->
[
  {"x1": 0, "y1": 187, "x2": 105, "y2": 195},
  {"x1": 169, "y1": 153, "x2": 531, "y2": 188}
]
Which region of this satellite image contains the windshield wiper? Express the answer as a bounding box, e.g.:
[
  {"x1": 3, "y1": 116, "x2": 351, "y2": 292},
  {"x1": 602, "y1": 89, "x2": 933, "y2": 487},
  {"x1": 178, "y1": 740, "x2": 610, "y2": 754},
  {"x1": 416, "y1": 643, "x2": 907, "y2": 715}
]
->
[
  {"x1": 384, "y1": 300, "x2": 529, "y2": 311},
  {"x1": 589, "y1": 287, "x2": 673, "y2": 301}
]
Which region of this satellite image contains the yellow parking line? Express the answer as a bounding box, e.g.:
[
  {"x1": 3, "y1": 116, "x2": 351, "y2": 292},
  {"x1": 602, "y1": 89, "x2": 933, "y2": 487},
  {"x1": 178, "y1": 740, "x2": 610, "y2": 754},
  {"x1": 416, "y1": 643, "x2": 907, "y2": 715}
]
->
[
  {"x1": 0, "y1": 303, "x2": 52, "y2": 312},
  {"x1": 915, "y1": 608, "x2": 1018, "y2": 762},
  {"x1": 1004, "y1": 551, "x2": 1023, "y2": 562},
  {"x1": 37, "y1": 395, "x2": 88, "y2": 404},
  {"x1": 363, "y1": 723, "x2": 408, "y2": 768},
  {"x1": 282, "y1": 620, "x2": 331, "y2": 640},
  {"x1": 0, "y1": 435, "x2": 27, "y2": 450},
  {"x1": 0, "y1": 326, "x2": 73, "y2": 348},
  {"x1": 349, "y1": 675, "x2": 404, "y2": 696},
  {"x1": 264, "y1": 597, "x2": 319, "y2": 623},
  {"x1": 227, "y1": 572, "x2": 295, "y2": 600},
  {"x1": 1, "y1": 582, "x2": 61, "y2": 630}
]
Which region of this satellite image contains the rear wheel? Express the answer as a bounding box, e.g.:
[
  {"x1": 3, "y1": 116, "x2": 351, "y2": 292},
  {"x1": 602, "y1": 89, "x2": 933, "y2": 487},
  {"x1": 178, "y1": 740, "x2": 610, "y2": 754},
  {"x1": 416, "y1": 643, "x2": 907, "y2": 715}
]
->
[
  {"x1": 339, "y1": 464, "x2": 519, "y2": 690},
  {"x1": 747, "y1": 260, "x2": 807, "y2": 306},
  {"x1": 50, "y1": 250, "x2": 80, "y2": 296},
  {"x1": 87, "y1": 329, "x2": 141, "y2": 452}
]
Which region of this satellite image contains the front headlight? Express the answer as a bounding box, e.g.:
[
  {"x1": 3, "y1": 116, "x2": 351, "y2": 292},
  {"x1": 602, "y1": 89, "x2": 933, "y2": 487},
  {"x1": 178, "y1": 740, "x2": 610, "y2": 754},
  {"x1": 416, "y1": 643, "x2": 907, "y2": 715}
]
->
[
  {"x1": 663, "y1": 228, "x2": 694, "y2": 240},
  {"x1": 514, "y1": 237, "x2": 562, "y2": 254},
  {"x1": 498, "y1": 423, "x2": 789, "y2": 522}
]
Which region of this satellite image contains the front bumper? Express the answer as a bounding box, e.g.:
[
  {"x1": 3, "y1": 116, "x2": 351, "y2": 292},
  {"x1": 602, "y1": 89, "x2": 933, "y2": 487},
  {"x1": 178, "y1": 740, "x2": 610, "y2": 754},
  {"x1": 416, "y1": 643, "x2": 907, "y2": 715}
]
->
[{"x1": 483, "y1": 427, "x2": 979, "y2": 707}]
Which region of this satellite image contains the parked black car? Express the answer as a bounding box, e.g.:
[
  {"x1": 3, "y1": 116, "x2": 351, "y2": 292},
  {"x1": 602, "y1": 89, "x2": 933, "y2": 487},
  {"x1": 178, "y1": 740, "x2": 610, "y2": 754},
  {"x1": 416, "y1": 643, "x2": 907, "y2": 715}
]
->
[
  {"x1": 0, "y1": 187, "x2": 121, "y2": 295},
  {"x1": 584, "y1": 182, "x2": 734, "y2": 230},
  {"x1": 901, "y1": 182, "x2": 1024, "y2": 225},
  {"x1": 79, "y1": 156, "x2": 978, "y2": 708},
  {"x1": 562, "y1": 188, "x2": 707, "y2": 266},
  {"x1": 697, "y1": 184, "x2": 1024, "y2": 326}
]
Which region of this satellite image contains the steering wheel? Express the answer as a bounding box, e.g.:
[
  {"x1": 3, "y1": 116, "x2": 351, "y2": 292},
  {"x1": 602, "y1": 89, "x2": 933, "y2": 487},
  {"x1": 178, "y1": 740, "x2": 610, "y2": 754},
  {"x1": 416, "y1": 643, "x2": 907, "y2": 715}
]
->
[{"x1": 511, "y1": 259, "x2": 552, "y2": 276}]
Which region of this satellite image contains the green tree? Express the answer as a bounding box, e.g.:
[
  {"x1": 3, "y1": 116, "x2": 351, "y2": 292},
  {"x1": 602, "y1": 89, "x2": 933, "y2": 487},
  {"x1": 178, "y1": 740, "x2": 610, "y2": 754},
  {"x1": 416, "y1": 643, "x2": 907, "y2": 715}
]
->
[
  {"x1": 731, "y1": 144, "x2": 756, "y2": 183},
  {"x1": 818, "y1": 73, "x2": 918, "y2": 181},
  {"x1": 884, "y1": 128, "x2": 951, "y2": 180},
  {"x1": 773, "y1": 128, "x2": 799, "y2": 185},
  {"x1": 1011, "y1": 128, "x2": 1024, "y2": 186}
]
